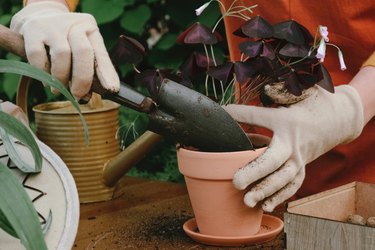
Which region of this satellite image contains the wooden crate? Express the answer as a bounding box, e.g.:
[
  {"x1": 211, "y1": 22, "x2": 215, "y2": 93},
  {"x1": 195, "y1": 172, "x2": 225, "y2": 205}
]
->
[{"x1": 284, "y1": 182, "x2": 375, "y2": 250}]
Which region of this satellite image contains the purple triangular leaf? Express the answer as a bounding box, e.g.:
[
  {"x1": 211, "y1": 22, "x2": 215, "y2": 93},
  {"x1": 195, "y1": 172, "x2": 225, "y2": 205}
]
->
[
  {"x1": 177, "y1": 22, "x2": 221, "y2": 45},
  {"x1": 238, "y1": 40, "x2": 263, "y2": 57},
  {"x1": 235, "y1": 16, "x2": 273, "y2": 38},
  {"x1": 262, "y1": 42, "x2": 275, "y2": 60},
  {"x1": 317, "y1": 64, "x2": 334, "y2": 93},
  {"x1": 177, "y1": 23, "x2": 195, "y2": 44},
  {"x1": 296, "y1": 72, "x2": 318, "y2": 88},
  {"x1": 279, "y1": 71, "x2": 303, "y2": 96},
  {"x1": 234, "y1": 61, "x2": 257, "y2": 84},
  {"x1": 207, "y1": 62, "x2": 234, "y2": 84},
  {"x1": 194, "y1": 52, "x2": 215, "y2": 68},
  {"x1": 273, "y1": 20, "x2": 306, "y2": 45},
  {"x1": 256, "y1": 57, "x2": 283, "y2": 78},
  {"x1": 179, "y1": 52, "x2": 211, "y2": 77},
  {"x1": 174, "y1": 72, "x2": 194, "y2": 89},
  {"x1": 110, "y1": 35, "x2": 146, "y2": 65},
  {"x1": 232, "y1": 26, "x2": 248, "y2": 38},
  {"x1": 134, "y1": 69, "x2": 159, "y2": 96},
  {"x1": 180, "y1": 53, "x2": 198, "y2": 77},
  {"x1": 161, "y1": 71, "x2": 194, "y2": 89},
  {"x1": 279, "y1": 43, "x2": 310, "y2": 57},
  {"x1": 294, "y1": 61, "x2": 321, "y2": 88},
  {"x1": 158, "y1": 69, "x2": 175, "y2": 81}
]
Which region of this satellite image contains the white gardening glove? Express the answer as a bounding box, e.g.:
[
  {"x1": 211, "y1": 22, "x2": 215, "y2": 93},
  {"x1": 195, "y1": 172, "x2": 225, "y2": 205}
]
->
[
  {"x1": 0, "y1": 101, "x2": 29, "y2": 127},
  {"x1": 223, "y1": 85, "x2": 364, "y2": 212},
  {"x1": 10, "y1": 1, "x2": 120, "y2": 100}
]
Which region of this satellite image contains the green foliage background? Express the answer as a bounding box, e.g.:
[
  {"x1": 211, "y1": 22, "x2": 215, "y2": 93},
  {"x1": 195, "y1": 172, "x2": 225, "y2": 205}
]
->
[{"x1": 0, "y1": 0, "x2": 225, "y2": 183}]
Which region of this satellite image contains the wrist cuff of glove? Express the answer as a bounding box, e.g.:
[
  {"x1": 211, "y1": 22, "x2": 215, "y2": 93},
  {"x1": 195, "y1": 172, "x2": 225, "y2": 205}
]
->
[
  {"x1": 23, "y1": 0, "x2": 77, "y2": 11},
  {"x1": 335, "y1": 85, "x2": 365, "y2": 143},
  {"x1": 362, "y1": 52, "x2": 375, "y2": 68},
  {"x1": 11, "y1": 1, "x2": 70, "y2": 32}
]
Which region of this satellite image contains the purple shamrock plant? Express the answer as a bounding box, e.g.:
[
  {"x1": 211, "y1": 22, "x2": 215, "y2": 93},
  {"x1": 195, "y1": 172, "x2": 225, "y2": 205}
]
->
[
  {"x1": 110, "y1": 0, "x2": 347, "y2": 110},
  {"x1": 177, "y1": 0, "x2": 347, "y2": 106}
]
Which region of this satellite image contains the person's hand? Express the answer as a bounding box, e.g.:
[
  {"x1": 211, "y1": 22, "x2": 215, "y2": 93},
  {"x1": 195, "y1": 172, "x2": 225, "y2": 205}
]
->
[
  {"x1": 0, "y1": 101, "x2": 29, "y2": 126},
  {"x1": 10, "y1": 1, "x2": 120, "y2": 100},
  {"x1": 223, "y1": 85, "x2": 364, "y2": 212}
]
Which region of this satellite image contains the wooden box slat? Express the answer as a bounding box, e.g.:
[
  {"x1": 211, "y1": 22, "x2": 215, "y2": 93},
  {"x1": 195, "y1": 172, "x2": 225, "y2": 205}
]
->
[{"x1": 285, "y1": 182, "x2": 375, "y2": 250}]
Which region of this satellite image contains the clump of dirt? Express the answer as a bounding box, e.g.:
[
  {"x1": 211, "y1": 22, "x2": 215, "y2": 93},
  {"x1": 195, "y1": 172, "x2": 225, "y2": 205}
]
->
[
  {"x1": 113, "y1": 212, "x2": 195, "y2": 249},
  {"x1": 136, "y1": 213, "x2": 192, "y2": 239}
]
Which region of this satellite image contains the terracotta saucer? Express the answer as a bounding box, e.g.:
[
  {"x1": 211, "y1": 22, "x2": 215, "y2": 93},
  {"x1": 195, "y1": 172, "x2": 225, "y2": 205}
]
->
[{"x1": 183, "y1": 214, "x2": 284, "y2": 247}]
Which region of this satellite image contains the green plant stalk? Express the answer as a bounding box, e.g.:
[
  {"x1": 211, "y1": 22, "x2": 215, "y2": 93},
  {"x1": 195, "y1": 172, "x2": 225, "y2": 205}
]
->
[
  {"x1": 0, "y1": 162, "x2": 48, "y2": 250},
  {"x1": 0, "y1": 59, "x2": 89, "y2": 143}
]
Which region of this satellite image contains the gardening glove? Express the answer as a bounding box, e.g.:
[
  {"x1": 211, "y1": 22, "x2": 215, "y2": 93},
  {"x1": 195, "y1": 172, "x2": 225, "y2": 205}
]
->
[
  {"x1": 223, "y1": 85, "x2": 364, "y2": 212},
  {"x1": 0, "y1": 101, "x2": 29, "y2": 127},
  {"x1": 10, "y1": 1, "x2": 120, "y2": 100}
]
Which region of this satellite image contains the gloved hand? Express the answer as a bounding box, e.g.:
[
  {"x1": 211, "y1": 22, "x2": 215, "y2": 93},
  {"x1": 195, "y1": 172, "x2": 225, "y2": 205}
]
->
[
  {"x1": 223, "y1": 85, "x2": 364, "y2": 212},
  {"x1": 0, "y1": 101, "x2": 29, "y2": 126},
  {"x1": 10, "y1": 1, "x2": 120, "y2": 100}
]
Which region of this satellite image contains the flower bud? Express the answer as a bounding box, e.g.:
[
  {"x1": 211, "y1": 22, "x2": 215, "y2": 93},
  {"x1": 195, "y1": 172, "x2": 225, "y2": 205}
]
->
[
  {"x1": 195, "y1": 1, "x2": 211, "y2": 16},
  {"x1": 316, "y1": 39, "x2": 326, "y2": 62}
]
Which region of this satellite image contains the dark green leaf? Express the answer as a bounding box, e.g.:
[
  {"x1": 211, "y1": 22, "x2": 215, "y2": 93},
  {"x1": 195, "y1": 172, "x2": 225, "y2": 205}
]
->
[
  {"x1": 165, "y1": 1, "x2": 202, "y2": 28},
  {"x1": 0, "y1": 14, "x2": 12, "y2": 25},
  {"x1": 197, "y1": 3, "x2": 221, "y2": 27},
  {"x1": 156, "y1": 33, "x2": 178, "y2": 50},
  {"x1": 81, "y1": 0, "x2": 130, "y2": 24},
  {"x1": 120, "y1": 4, "x2": 152, "y2": 35},
  {"x1": 2, "y1": 73, "x2": 19, "y2": 100}
]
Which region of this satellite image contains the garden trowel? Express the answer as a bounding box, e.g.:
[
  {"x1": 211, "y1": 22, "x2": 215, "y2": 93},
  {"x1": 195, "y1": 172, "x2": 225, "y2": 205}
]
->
[{"x1": 91, "y1": 78, "x2": 253, "y2": 152}]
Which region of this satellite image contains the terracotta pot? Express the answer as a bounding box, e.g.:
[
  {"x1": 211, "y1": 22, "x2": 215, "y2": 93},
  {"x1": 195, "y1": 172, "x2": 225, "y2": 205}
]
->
[{"x1": 177, "y1": 134, "x2": 269, "y2": 237}]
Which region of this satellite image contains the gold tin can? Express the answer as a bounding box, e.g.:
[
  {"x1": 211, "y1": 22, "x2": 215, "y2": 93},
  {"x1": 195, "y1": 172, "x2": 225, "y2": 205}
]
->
[{"x1": 33, "y1": 100, "x2": 120, "y2": 203}]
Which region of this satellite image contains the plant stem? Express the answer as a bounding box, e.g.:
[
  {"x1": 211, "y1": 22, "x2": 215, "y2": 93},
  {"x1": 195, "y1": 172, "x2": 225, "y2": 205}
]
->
[
  {"x1": 133, "y1": 64, "x2": 141, "y2": 74},
  {"x1": 203, "y1": 44, "x2": 211, "y2": 96},
  {"x1": 220, "y1": 78, "x2": 235, "y2": 105}
]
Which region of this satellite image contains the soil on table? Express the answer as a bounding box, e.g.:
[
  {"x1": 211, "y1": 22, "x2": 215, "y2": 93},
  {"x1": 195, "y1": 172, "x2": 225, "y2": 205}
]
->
[{"x1": 73, "y1": 177, "x2": 285, "y2": 250}]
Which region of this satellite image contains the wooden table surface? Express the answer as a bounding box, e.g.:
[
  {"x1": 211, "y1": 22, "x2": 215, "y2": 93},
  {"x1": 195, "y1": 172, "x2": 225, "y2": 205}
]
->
[{"x1": 73, "y1": 176, "x2": 285, "y2": 250}]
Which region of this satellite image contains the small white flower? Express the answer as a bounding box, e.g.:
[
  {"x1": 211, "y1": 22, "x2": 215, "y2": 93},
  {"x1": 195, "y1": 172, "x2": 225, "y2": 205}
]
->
[
  {"x1": 338, "y1": 50, "x2": 347, "y2": 71},
  {"x1": 316, "y1": 39, "x2": 326, "y2": 62},
  {"x1": 319, "y1": 25, "x2": 329, "y2": 42},
  {"x1": 195, "y1": 1, "x2": 211, "y2": 16}
]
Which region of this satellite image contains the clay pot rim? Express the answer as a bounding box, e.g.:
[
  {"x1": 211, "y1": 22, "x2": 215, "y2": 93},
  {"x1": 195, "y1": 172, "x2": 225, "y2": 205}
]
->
[
  {"x1": 177, "y1": 133, "x2": 270, "y2": 157},
  {"x1": 177, "y1": 133, "x2": 270, "y2": 180}
]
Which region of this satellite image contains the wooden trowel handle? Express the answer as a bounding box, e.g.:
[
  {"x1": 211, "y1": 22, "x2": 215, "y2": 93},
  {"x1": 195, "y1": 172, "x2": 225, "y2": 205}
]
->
[{"x1": 0, "y1": 25, "x2": 26, "y2": 58}]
